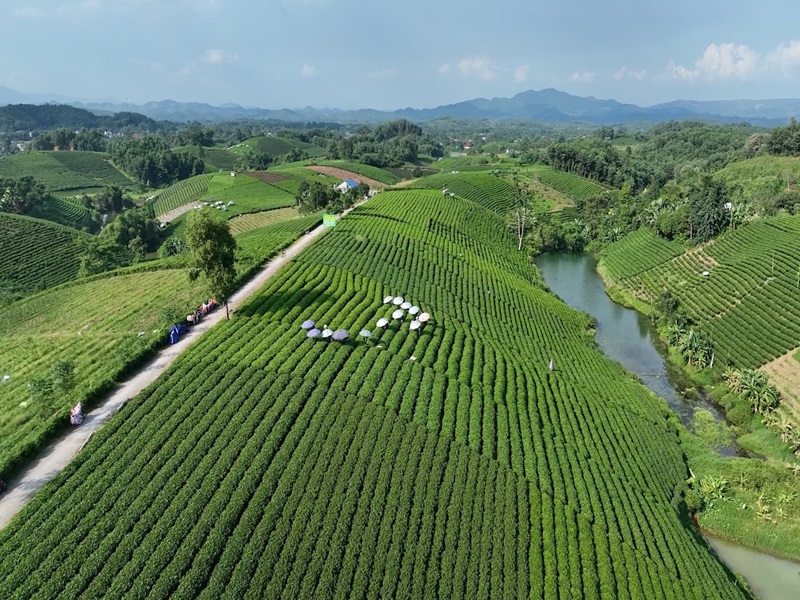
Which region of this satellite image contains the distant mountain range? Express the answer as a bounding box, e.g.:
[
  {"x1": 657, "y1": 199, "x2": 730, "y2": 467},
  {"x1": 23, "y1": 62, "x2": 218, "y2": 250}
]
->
[{"x1": 0, "y1": 85, "x2": 798, "y2": 126}]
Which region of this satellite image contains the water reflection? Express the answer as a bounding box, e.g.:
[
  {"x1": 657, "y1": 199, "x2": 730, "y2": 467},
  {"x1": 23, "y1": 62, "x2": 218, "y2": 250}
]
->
[{"x1": 535, "y1": 253, "x2": 730, "y2": 439}]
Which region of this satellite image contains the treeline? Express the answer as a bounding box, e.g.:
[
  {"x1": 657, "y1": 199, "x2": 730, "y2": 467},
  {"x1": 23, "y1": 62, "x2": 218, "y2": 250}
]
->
[
  {"x1": 326, "y1": 119, "x2": 443, "y2": 167},
  {"x1": 544, "y1": 119, "x2": 800, "y2": 192},
  {"x1": 0, "y1": 104, "x2": 163, "y2": 133},
  {"x1": 0, "y1": 176, "x2": 50, "y2": 214},
  {"x1": 32, "y1": 128, "x2": 107, "y2": 151},
  {"x1": 544, "y1": 121, "x2": 757, "y2": 191},
  {"x1": 108, "y1": 137, "x2": 204, "y2": 188}
]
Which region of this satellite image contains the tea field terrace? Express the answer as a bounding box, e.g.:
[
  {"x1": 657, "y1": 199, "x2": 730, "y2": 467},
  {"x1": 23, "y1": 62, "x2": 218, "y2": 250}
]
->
[{"x1": 0, "y1": 190, "x2": 748, "y2": 599}]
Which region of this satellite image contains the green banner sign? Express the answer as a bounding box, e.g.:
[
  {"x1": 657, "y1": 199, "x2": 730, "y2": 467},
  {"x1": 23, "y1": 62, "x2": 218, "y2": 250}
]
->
[{"x1": 323, "y1": 214, "x2": 337, "y2": 228}]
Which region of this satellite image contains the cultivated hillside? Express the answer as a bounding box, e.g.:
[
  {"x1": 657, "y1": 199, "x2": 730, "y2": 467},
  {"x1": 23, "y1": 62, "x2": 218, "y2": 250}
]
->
[
  {"x1": 0, "y1": 190, "x2": 747, "y2": 599},
  {"x1": 0, "y1": 212, "x2": 88, "y2": 301}
]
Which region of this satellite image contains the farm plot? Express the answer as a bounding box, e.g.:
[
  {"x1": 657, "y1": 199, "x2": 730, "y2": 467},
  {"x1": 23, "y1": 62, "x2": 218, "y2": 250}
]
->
[
  {"x1": 230, "y1": 136, "x2": 326, "y2": 158},
  {"x1": 530, "y1": 165, "x2": 608, "y2": 201},
  {"x1": 174, "y1": 147, "x2": 239, "y2": 172},
  {"x1": 0, "y1": 213, "x2": 88, "y2": 302},
  {"x1": 0, "y1": 269, "x2": 206, "y2": 479},
  {"x1": 599, "y1": 229, "x2": 685, "y2": 281},
  {"x1": 305, "y1": 166, "x2": 388, "y2": 190},
  {"x1": 153, "y1": 174, "x2": 213, "y2": 216},
  {"x1": 406, "y1": 171, "x2": 516, "y2": 214},
  {"x1": 604, "y1": 216, "x2": 800, "y2": 368},
  {"x1": 0, "y1": 189, "x2": 748, "y2": 599},
  {"x1": 228, "y1": 207, "x2": 302, "y2": 236},
  {"x1": 316, "y1": 161, "x2": 401, "y2": 185},
  {"x1": 0, "y1": 152, "x2": 133, "y2": 194},
  {"x1": 29, "y1": 195, "x2": 99, "y2": 231},
  {"x1": 156, "y1": 173, "x2": 296, "y2": 222}
]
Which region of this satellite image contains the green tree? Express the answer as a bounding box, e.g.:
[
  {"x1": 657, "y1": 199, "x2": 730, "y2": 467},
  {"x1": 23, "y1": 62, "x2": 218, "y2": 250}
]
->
[
  {"x1": 78, "y1": 237, "x2": 133, "y2": 276},
  {"x1": 28, "y1": 375, "x2": 54, "y2": 419},
  {"x1": 52, "y1": 359, "x2": 76, "y2": 398},
  {"x1": 89, "y1": 186, "x2": 127, "y2": 214},
  {"x1": 507, "y1": 184, "x2": 535, "y2": 251},
  {"x1": 296, "y1": 180, "x2": 339, "y2": 215},
  {"x1": 185, "y1": 210, "x2": 237, "y2": 319},
  {"x1": 101, "y1": 208, "x2": 162, "y2": 251},
  {"x1": 0, "y1": 176, "x2": 49, "y2": 214},
  {"x1": 688, "y1": 175, "x2": 728, "y2": 242}
]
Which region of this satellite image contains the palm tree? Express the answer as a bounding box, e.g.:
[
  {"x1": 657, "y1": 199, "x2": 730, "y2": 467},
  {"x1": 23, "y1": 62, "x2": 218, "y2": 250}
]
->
[
  {"x1": 722, "y1": 367, "x2": 742, "y2": 393},
  {"x1": 665, "y1": 323, "x2": 686, "y2": 346}
]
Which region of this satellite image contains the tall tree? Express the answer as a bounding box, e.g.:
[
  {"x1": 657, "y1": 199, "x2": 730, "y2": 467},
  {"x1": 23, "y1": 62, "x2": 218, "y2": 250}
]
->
[
  {"x1": 185, "y1": 210, "x2": 237, "y2": 319},
  {"x1": 507, "y1": 184, "x2": 534, "y2": 251},
  {"x1": 688, "y1": 175, "x2": 728, "y2": 242}
]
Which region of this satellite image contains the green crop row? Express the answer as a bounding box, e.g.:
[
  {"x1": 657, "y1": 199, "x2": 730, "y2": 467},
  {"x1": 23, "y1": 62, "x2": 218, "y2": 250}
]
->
[
  {"x1": 0, "y1": 151, "x2": 133, "y2": 193},
  {"x1": 317, "y1": 161, "x2": 401, "y2": 184},
  {"x1": 531, "y1": 165, "x2": 608, "y2": 201},
  {"x1": 153, "y1": 174, "x2": 213, "y2": 215},
  {"x1": 0, "y1": 212, "x2": 87, "y2": 301},
  {"x1": 406, "y1": 171, "x2": 516, "y2": 213},
  {"x1": 599, "y1": 228, "x2": 685, "y2": 280},
  {"x1": 604, "y1": 217, "x2": 800, "y2": 368},
  {"x1": 0, "y1": 190, "x2": 748, "y2": 599}
]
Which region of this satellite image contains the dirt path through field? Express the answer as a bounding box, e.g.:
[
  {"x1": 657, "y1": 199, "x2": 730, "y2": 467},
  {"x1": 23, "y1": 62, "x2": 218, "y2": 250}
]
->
[
  {"x1": 0, "y1": 198, "x2": 367, "y2": 529},
  {"x1": 158, "y1": 203, "x2": 196, "y2": 224}
]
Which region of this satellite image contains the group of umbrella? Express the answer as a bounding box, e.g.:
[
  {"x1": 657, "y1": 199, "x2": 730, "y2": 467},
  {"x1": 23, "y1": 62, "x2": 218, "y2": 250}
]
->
[{"x1": 300, "y1": 295, "x2": 431, "y2": 342}]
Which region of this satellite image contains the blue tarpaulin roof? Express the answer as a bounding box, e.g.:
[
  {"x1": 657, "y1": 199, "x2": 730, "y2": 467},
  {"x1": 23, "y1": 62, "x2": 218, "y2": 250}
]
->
[{"x1": 345, "y1": 179, "x2": 358, "y2": 188}]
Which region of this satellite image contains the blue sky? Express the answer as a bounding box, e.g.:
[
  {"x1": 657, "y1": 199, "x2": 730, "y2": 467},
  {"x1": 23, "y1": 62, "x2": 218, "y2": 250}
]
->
[{"x1": 3, "y1": 0, "x2": 800, "y2": 109}]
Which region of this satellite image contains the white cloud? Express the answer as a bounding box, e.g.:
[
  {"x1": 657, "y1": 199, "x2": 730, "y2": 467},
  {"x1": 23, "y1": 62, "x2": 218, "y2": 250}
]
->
[
  {"x1": 696, "y1": 43, "x2": 759, "y2": 79},
  {"x1": 203, "y1": 49, "x2": 238, "y2": 65},
  {"x1": 570, "y1": 71, "x2": 595, "y2": 83},
  {"x1": 12, "y1": 6, "x2": 45, "y2": 17},
  {"x1": 458, "y1": 56, "x2": 498, "y2": 81},
  {"x1": 301, "y1": 64, "x2": 318, "y2": 78},
  {"x1": 513, "y1": 65, "x2": 530, "y2": 83},
  {"x1": 668, "y1": 42, "x2": 781, "y2": 81},
  {"x1": 366, "y1": 69, "x2": 397, "y2": 80},
  {"x1": 613, "y1": 66, "x2": 647, "y2": 81},
  {"x1": 438, "y1": 64, "x2": 451, "y2": 75},
  {"x1": 150, "y1": 62, "x2": 166, "y2": 73},
  {"x1": 765, "y1": 41, "x2": 800, "y2": 72}
]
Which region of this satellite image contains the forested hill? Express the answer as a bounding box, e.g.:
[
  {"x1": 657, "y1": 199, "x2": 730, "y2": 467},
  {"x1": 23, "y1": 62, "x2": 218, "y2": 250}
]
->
[{"x1": 0, "y1": 104, "x2": 164, "y2": 132}]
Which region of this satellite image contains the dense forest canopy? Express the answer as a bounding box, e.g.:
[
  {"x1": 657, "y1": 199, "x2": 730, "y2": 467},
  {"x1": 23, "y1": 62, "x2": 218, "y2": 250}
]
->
[
  {"x1": 108, "y1": 136, "x2": 205, "y2": 188},
  {"x1": 0, "y1": 104, "x2": 163, "y2": 133}
]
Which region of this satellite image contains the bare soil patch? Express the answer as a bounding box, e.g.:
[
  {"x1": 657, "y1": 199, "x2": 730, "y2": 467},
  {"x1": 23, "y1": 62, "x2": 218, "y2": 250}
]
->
[
  {"x1": 305, "y1": 166, "x2": 386, "y2": 189},
  {"x1": 761, "y1": 347, "x2": 800, "y2": 427}
]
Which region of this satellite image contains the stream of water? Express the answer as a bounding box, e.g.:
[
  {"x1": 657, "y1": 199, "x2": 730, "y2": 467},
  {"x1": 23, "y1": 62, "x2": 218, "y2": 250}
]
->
[{"x1": 536, "y1": 252, "x2": 800, "y2": 600}]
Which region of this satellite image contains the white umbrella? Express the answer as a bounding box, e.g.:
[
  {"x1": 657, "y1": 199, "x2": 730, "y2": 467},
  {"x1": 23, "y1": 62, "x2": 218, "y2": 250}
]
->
[
  {"x1": 409, "y1": 306, "x2": 420, "y2": 315},
  {"x1": 321, "y1": 328, "x2": 334, "y2": 339},
  {"x1": 359, "y1": 329, "x2": 372, "y2": 338},
  {"x1": 410, "y1": 320, "x2": 421, "y2": 331},
  {"x1": 307, "y1": 328, "x2": 321, "y2": 338},
  {"x1": 418, "y1": 313, "x2": 430, "y2": 323},
  {"x1": 383, "y1": 295, "x2": 394, "y2": 304},
  {"x1": 392, "y1": 309, "x2": 405, "y2": 320},
  {"x1": 392, "y1": 296, "x2": 404, "y2": 306},
  {"x1": 400, "y1": 301, "x2": 412, "y2": 310},
  {"x1": 376, "y1": 318, "x2": 389, "y2": 328}
]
